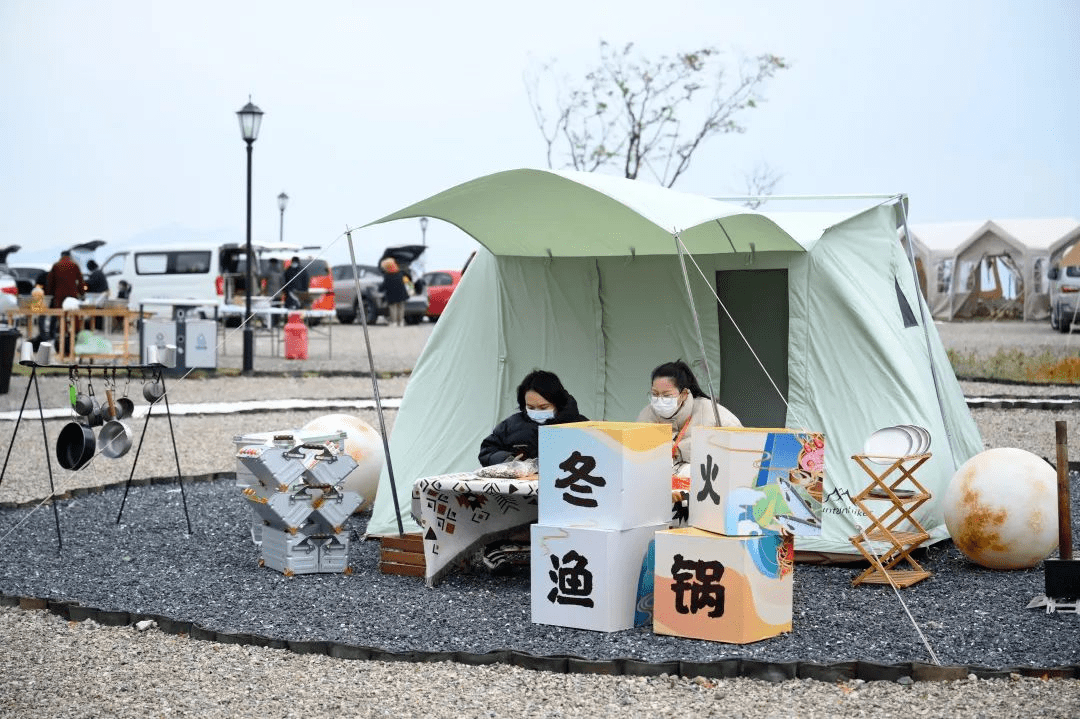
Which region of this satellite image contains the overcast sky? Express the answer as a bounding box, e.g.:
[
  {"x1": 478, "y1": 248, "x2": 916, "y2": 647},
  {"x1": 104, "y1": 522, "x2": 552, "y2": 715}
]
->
[{"x1": 1, "y1": 0, "x2": 1076, "y2": 272}]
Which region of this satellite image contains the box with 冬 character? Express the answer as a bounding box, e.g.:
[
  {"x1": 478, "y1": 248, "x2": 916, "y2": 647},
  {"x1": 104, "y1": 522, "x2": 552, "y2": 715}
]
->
[
  {"x1": 688, "y1": 428, "x2": 824, "y2": 537},
  {"x1": 653, "y1": 527, "x2": 794, "y2": 644},
  {"x1": 531, "y1": 522, "x2": 665, "y2": 632},
  {"x1": 538, "y1": 422, "x2": 671, "y2": 530}
]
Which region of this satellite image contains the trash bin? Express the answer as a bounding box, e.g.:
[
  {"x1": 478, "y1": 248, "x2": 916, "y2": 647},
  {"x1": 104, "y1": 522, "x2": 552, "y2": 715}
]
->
[{"x1": 0, "y1": 326, "x2": 21, "y2": 394}]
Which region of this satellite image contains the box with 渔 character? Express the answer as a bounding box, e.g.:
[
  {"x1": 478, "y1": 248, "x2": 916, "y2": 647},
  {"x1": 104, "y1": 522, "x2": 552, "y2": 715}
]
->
[
  {"x1": 531, "y1": 522, "x2": 665, "y2": 632},
  {"x1": 689, "y1": 428, "x2": 824, "y2": 537},
  {"x1": 653, "y1": 527, "x2": 794, "y2": 644},
  {"x1": 538, "y1": 422, "x2": 671, "y2": 530}
]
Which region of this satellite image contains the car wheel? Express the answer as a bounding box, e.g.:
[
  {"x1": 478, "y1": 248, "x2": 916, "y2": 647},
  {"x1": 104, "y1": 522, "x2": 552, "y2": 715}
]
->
[
  {"x1": 1050, "y1": 309, "x2": 1060, "y2": 331},
  {"x1": 1058, "y1": 309, "x2": 1073, "y2": 334},
  {"x1": 336, "y1": 306, "x2": 356, "y2": 324},
  {"x1": 362, "y1": 297, "x2": 378, "y2": 325},
  {"x1": 404, "y1": 314, "x2": 422, "y2": 325}
]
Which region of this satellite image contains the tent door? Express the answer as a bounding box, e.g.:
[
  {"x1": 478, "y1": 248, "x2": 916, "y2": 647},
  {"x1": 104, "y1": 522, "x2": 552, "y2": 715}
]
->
[{"x1": 715, "y1": 269, "x2": 789, "y2": 428}]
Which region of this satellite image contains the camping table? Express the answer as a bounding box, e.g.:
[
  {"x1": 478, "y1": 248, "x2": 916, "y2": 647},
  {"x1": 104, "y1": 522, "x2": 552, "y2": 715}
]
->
[
  {"x1": 411, "y1": 472, "x2": 539, "y2": 587},
  {"x1": 848, "y1": 453, "x2": 934, "y2": 588},
  {"x1": 411, "y1": 474, "x2": 691, "y2": 587}
]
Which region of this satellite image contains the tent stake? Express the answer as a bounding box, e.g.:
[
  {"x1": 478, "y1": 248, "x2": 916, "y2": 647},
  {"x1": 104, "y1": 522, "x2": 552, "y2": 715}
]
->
[{"x1": 346, "y1": 229, "x2": 405, "y2": 537}]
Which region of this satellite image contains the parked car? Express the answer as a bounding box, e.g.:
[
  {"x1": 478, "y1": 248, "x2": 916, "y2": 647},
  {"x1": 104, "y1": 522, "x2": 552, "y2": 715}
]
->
[
  {"x1": 1048, "y1": 260, "x2": 1080, "y2": 333},
  {"x1": 332, "y1": 245, "x2": 426, "y2": 324},
  {"x1": 403, "y1": 269, "x2": 462, "y2": 323},
  {"x1": 0, "y1": 245, "x2": 30, "y2": 309},
  {"x1": 8, "y1": 265, "x2": 49, "y2": 296},
  {"x1": 331, "y1": 263, "x2": 383, "y2": 324}
]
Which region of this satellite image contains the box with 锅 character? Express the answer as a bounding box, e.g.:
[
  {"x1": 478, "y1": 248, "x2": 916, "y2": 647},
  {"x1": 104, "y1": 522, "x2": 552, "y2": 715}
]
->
[
  {"x1": 538, "y1": 422, "x2": 671, "y2": 530},
  {"x1": 689, "y1": 428, "x2": 824, "y2": 537},
  {"x1": 531, "y1": 522, "x2": 665, "y2": 632},
  {"x1": 653, "y1": 527, "x2": 794, "y2": 644}
]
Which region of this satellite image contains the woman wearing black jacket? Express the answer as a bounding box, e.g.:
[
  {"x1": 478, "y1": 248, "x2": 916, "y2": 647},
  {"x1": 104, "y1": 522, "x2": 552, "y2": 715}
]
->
[{"x1": 478, "y1": 370, "x2": 588, "y2": 466}]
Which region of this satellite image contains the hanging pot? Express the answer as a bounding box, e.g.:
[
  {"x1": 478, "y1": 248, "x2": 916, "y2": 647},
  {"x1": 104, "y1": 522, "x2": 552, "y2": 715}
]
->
[
  {"x1": 115, "y1": 396, "x2": 135, "y2": 421},
  {"x1": 115, "y1": 369, "x2": 135, "y2": 420},
  {"x1": 98, "y1": 389, "x2": 133, "y2": 459},
  {"x1": 56, "y1": 421, "x2": 95, "y2": 471},
  {"x1": 143, "y1": 378, "x2": 165, "y2": 403}
]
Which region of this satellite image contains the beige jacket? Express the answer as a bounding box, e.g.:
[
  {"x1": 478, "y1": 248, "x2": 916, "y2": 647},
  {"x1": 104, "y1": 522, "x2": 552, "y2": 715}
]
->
[{"x1": 636, "y1": 396, "x2": 742, "y2": 468}]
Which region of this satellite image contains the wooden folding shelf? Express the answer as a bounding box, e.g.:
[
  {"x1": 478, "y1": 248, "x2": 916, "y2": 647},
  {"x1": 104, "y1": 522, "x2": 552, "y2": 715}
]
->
[{"x1": 849, "y1": 453, "x2": 933, "y2": 588}]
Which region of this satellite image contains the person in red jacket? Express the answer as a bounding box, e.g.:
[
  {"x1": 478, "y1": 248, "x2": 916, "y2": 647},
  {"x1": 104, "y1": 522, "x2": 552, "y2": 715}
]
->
[{"x1": 44, "y1": 250, "x2": 84, "y2": 351}]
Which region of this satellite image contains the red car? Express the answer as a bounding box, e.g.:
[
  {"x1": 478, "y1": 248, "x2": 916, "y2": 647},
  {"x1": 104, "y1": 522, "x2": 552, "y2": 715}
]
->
[{"x1": 419, "y1": 269, "x2": 462, "y2": 320}]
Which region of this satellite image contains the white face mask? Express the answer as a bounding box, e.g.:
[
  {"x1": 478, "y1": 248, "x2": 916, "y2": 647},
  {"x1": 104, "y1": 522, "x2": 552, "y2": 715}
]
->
[
  {"x1": 526, "y1": 408, "x2": 555, "y2": 423},
  {"x1": 650, "y1": 395, "x2": 680, "y2": 419}
]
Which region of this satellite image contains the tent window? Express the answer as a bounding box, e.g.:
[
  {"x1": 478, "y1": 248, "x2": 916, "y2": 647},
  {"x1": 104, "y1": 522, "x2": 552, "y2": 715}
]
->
[{"x1": 895, "y1": 278, "x2": 919, "y2": 328}]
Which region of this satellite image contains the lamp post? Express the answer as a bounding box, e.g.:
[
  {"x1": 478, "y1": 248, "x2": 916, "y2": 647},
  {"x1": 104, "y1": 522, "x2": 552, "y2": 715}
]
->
[
  {"x1": 277, "y1": 192, "x2": 289, "y2": 244},
  {"x1": 419, "y1": 216, "x2": 428, "y2": 246},
  {"x1": 237, "y1": 98, "x2": 264, "y2": 375}
]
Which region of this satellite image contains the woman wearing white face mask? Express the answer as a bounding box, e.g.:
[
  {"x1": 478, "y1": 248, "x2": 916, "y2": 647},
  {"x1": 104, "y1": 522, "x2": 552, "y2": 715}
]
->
[
  {"x1": 478, "y1": 370, "x2": 588, "y2": 467},
  {"x1": 636, "y1": 360, "x2": 742, "y2": 485}
]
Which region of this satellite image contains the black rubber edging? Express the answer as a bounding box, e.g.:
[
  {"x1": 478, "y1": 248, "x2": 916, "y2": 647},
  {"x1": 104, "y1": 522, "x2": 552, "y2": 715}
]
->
[{"x1": 4, "y1": 590, "x2": 1078, "y2": 684}]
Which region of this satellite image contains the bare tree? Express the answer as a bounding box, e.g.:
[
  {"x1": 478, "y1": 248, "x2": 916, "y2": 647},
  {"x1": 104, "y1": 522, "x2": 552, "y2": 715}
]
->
[
  {"x1": 741, "y1": 162, "x2": 784, "y2": 209},
  {"x1": 525, "y1": 41, "x2": 788, "y2": 188}
]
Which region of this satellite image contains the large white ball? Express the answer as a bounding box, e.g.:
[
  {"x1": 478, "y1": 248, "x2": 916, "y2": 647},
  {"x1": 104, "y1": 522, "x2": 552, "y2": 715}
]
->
[
  {"x1": 943, "y1": 448, "x2": 1058, "y2": 569},
  {"x1": 302, "y1": 414, "x2": 384, "y2": 510}
]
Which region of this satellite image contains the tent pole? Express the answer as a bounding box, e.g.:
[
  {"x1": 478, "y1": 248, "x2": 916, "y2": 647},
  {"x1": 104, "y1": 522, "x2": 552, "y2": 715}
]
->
[
  {"x1": 674, "y1": 233, "x2": 722, "y2": 426},
  {"x1": 346, "y1": 229, "x2": 405, "y2": 537},
  {"x1": 896, "y1": 199, "x2": 959, "y2": 471}
]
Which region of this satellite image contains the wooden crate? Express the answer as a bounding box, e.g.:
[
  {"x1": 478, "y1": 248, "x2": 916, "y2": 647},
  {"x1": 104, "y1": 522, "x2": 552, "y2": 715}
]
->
[{"x1": 379, "y1": 533, "x2": 425, "y2": 578}]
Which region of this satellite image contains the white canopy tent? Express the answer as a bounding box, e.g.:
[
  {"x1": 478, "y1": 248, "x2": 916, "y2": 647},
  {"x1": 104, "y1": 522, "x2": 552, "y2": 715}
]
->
[
  {"x1": 911, "y1": 218, "x2": 1080, "y2": 321},
  {"x1": 362, "y1": 169, "x2": 983, "y2": 557}
]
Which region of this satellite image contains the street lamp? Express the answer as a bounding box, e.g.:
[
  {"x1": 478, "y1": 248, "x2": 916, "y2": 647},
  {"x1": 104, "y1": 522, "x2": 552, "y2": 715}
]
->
[
  {"x1": 419, "y1": 216, "x2": 428, "y2": 246},
  {"x1": 277, "y1": 192, "x2": 289, "y2": 244},
  {"x1": 237, "y1": 98, "x2": 264, "y2": 375}
]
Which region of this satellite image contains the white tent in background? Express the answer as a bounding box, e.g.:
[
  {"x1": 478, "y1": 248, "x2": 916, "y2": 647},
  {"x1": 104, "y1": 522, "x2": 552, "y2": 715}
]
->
[
  {"x1": 912, "y1": 218, "x2": 1080, "y2": 321},
  {"x1": 906, "y1": 221, "x2": 983, "y2": 319},
  {"x1": 362, "y1": 169, "x2": 983, "y2": 558}
]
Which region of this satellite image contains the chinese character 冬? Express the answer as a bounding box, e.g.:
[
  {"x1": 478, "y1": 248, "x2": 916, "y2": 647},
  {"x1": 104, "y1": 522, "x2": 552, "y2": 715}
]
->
[{"x1": 554, "y1": 451, "x2": 606, "y2": 508}]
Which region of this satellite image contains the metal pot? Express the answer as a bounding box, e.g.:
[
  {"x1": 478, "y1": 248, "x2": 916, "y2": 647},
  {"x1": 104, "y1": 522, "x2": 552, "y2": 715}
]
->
[
  {"x1": 115, "y1": 396, "x2": 135, "y2": 420},
  {"x1": 56, "y1": 421, "x2": 95, "y2": 470},
  {"x1": 98, "y1": 389, "x2": 132, "y2": 459},
  {"x1": 143, "y1": 379, "x2": 165, "y2": 403}
]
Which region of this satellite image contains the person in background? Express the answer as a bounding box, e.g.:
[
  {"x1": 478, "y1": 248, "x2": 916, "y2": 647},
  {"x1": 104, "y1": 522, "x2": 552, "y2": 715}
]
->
[
  {"x1": 379, "y1": 257, "x2": 408, "y2": 327},
  {"x1": 44, "y1": 250, "x2": 84, "y2": 351},
  {"x1": 637, "y1": 360, "x2": 742, "y2": 486},
  {"x1": 83, "y1": 260, "x2": 109, "y2": 329},
  {"x1": 479, "y1": 370, "x2": 589, "y2": 466},
  {"x1": 262, "y1": 258, "x2": 284, "y2": 302},
  {"x1": 282, "y1": 256, "x2": 309, "y2": 310},
  {"x1": 477, "y1": 369, "x2": 588, "y2": 573}
]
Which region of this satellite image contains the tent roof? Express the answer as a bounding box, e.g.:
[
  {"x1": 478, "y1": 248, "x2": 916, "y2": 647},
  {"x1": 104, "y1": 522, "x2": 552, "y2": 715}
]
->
[
  {"x1": 911, "y1": 218, "x2": 1080, "y2": 256},
  {"x1": 367, "y1": 168, "x2": 870, "y2": 257}
]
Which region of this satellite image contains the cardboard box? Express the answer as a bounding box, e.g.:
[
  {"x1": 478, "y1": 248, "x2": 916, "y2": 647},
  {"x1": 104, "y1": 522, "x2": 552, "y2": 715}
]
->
[
  {"x1": 689, "y1": 428, "x2": 824, "y2": 537},
  {"x1": 654, "y1": 528, "x2": 794, "y2": 644},
  {"x1": 531, "y1": 522, "x2": 664, "y2": 632},
  {"x1": 538, "y1": 422, "x2": 671, "y2": 530}
]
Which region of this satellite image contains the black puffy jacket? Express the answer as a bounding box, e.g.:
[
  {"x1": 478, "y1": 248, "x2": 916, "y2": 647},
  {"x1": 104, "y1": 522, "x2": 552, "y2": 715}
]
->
[{"x1": 478, "y1": 395, "x2": 588, "y2": 466}]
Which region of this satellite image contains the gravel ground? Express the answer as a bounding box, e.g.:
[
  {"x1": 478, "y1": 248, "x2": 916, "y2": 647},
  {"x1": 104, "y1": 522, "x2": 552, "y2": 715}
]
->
[
  {"x1": 4, "y1": 607, "x2": 1077, "y2": 719},
  {"x1": 1, "y1": 319, "x2": 1079, "y2": 717}
]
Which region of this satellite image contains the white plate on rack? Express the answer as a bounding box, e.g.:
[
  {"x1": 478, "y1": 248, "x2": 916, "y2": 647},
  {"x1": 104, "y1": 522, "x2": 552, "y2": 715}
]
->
[
  {"x1": 899, "y1": 424, "x2": 931, "y2": 455},
  {"x1": 863, "y1": 426, "x2": 914, "y2": 465}
]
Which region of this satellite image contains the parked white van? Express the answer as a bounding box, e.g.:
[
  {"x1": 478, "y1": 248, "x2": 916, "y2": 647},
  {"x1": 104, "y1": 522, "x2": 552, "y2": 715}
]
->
[{"x1": 99, "y1": 243, "x2": 250, "y2": 316}]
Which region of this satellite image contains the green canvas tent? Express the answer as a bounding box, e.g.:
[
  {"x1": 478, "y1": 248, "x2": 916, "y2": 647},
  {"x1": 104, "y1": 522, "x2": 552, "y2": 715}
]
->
[{"x1": 363, "y1": 168, "x2": 982, "y2": 556}]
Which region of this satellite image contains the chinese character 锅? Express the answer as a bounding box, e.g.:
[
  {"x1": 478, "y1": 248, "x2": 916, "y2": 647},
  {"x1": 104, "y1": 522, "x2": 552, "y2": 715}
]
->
[{"x1": 671, "y1": 553, "x2": 725, "y2": 618}]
